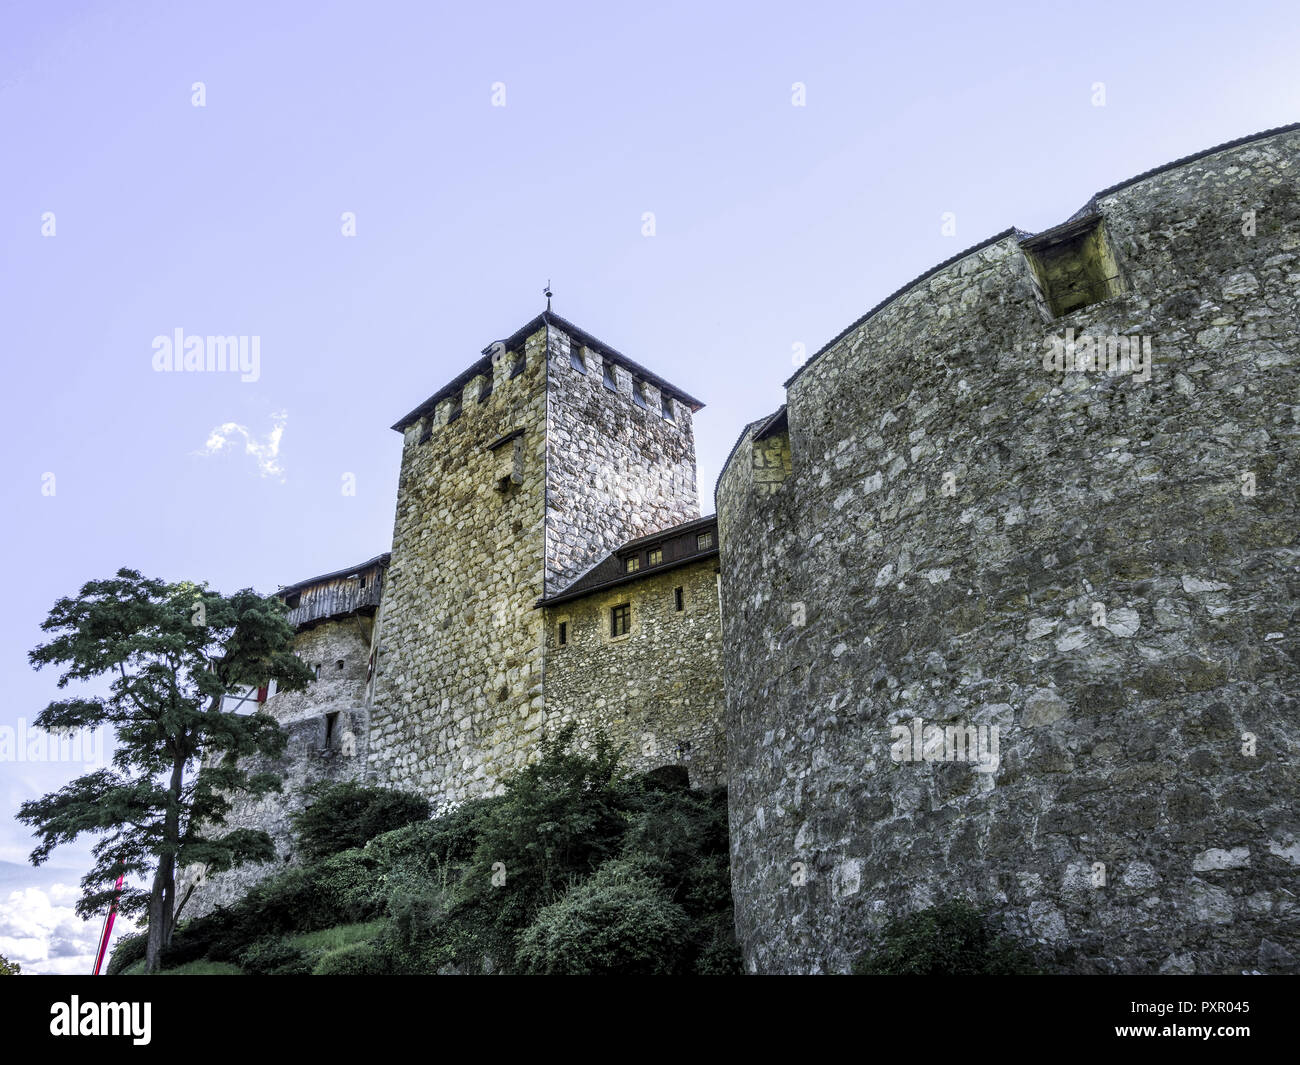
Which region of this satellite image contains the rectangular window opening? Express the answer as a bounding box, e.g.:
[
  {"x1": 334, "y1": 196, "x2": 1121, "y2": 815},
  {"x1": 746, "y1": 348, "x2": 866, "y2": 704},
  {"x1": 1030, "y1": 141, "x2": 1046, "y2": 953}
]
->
[
  {"x1": 632, "y1": 380, "x2": 648, "y2": 409},
  {"x1": 569, "y1": 346, "x2": 586, "y2": 374},
  {"x1": 558, "y1": 621, "x2": 568, "y2": 646},
  {"x1": 603, "y1": 361, "x2": 618, "y2": 392},
  {"x1": 625, "y1": 556, "x2": 640, "y2": 573},
  {"x1": 661, "y1": 395, "x2": 675, "y2": 421},
  {"x1": 1021, "y1": 217, "x2": 1125, "y2": 319},
  {"x1": 610, "y1": 603, "x2": 631, "y2": 637},
  {"x1": 325, "y1": 711, "x2": 339, "y2": 747},
  {"x1": 648, "y1": 547, "x2": 663, "y2": 566},
  {"x1": 510, "y1": 351, "x2": 526, "y2": 379},
  {"x1": 674, "y1": 587, "x2": 684, "y2": 612},
  {"x1": 697, "y1": 532, "x2": 713, "y2": 550}
]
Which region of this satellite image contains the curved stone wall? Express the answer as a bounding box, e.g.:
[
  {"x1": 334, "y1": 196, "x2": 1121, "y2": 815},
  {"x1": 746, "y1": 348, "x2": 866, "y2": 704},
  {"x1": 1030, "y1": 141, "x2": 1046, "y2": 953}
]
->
[{"x1": 717, "y1": 127, "x2": 1300, "y2": 974}]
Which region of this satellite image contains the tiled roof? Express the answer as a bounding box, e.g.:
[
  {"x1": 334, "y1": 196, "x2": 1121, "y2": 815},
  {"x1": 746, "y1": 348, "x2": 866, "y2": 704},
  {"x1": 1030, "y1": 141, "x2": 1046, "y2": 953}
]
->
[{"x1": 539, "y1": 515, "x2": 719, "y2": 607}]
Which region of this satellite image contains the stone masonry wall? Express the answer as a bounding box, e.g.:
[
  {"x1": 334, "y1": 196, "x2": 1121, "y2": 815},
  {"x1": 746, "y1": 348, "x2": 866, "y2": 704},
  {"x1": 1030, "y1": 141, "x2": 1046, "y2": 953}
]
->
[
  {"x1": 368, "y1": 328, "x2": 550, "y2": 814},
  {"x1": 543, "y1": 559, "x2": 725, "y2": 787},
  {"x1": 185, "y1": 619, "x2": 372, "y2": 916},
  {"x1": 545, "y1": 327, "x2": 700, "y2": 595},
  {"x1": 717, "y1": 128, "x2": 1300, "y2": 974}
]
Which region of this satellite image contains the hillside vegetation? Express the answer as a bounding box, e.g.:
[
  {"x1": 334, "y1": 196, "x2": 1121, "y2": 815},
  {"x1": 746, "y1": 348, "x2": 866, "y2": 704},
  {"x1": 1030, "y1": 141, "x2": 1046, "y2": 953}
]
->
[{"x1": 109, "y1": 726, "x2": 741, "y2": 976}]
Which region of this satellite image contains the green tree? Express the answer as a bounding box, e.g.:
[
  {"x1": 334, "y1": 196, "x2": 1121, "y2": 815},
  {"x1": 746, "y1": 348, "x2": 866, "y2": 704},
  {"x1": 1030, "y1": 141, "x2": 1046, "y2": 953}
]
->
[
  {"x1": 17, "y1": 569, "x2": 313, "y2": 973},
  {"x1": 0, "y1": 953, "x2": 20, "y2": 975}
]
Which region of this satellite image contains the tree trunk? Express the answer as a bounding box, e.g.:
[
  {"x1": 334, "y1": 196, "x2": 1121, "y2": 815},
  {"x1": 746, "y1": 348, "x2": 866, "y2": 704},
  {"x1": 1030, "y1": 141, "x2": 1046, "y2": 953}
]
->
[
  {"x1": 145, "y1": 752, "x2": 188, "y2": 971},
  {"x1": 144, "y1": 862, "x2": 167, "y2": 974}
]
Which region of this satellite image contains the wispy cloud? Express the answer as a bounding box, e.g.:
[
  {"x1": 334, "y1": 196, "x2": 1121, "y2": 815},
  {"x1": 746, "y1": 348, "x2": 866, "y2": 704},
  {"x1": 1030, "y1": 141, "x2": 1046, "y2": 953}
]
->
[{"x1": 195, "y1": 409, "x2": 287, "y2": 480}]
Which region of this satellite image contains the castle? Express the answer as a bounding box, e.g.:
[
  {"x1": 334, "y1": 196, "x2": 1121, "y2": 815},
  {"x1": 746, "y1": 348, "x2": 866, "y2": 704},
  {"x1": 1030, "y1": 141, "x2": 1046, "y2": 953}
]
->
[
  {"x1": 190, "y1": 124, "x2": 1299, "y2": 975},
  {"x1": 189, "y1": 310, "x2": 728, "y2": 914}
]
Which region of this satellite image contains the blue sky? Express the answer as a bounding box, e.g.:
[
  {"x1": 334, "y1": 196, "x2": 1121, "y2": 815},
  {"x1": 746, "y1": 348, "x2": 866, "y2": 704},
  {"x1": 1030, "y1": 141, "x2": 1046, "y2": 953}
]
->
[{"x1": 2, "y1": 0, "x2": 1297, "y2": 972}]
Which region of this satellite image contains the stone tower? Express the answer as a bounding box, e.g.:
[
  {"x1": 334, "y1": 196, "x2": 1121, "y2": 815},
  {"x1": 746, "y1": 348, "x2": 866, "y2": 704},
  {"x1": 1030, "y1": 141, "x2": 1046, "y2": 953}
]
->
[{"x1": 367, "y1": 312, "x2": 705, "y2": 812}]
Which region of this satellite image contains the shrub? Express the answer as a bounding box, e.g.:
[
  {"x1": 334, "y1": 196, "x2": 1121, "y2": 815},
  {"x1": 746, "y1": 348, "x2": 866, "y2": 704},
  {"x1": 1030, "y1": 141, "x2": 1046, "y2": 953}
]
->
[
  {"x1": 293, "y1": 782, "x2": 430, "y2": 862},
  {"x1": 0, "y1": 953, "x2": 20, "y2": 975},
  {"x1": 107, "y1": 932, "x2": 147, "y2": 976},
  {"x1": 450, "y1": 725, "x2": 632, "y2": 970},
  {"x1": 241, "y1": 870, "x2": 332, "y2": 938},
  {"x1": 851, "y1": 899, "x2": 1043, "y2": 975},
  {"x1": 516, "y1": 859, "x2": 691, "y2": 975},
  {"x1": 164, "y1": 908, "x2": 245, "y2": 965},
  {"x1": 238, "y1": 938, "x2": 311, "y2": 976},
  {"x1": 314, "y1": 848, "x2": 384, "y2": 920},
  {"x1": 312, "y1": 941, "x2": 392, "y2": 976}
]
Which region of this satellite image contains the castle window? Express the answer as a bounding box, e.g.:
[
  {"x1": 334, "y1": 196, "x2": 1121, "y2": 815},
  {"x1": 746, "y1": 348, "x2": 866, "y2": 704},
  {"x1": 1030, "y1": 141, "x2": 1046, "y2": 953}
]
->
[
  {"x1": 336, "y1": 659, "x2": 345, "y2": 670},
  {"x1": 610, "y1": 603, "x2": 631, "y2": 637},
  {"x1": 447, "y1": 397, "x2": 462, "y2": 424},
  {"x1": 674, "y1": 586, "x2": 684, "y2": 612},
  {"x1": 625, "y1": 556, "x2": 640, "y2": 573},
  {"x1": 558, "y1": 621, "x2": 568, "y2": 646},
  {"x1": 314, "y1": 663, "x2": 321, "y2": 679},
  {"x1": 661, "y1": 395, "x2": 674, "y2": 421},
  {"x1": 285, "y1": 592, "x2": 301, "y2": 609},
  {"x1": 648, "y1": 547, "x2": 663, "y2": 566},
  {"x1": 570, "y1": 345, "x2": 586, "y2": 374},
  {"x1": 603, "y1": 361, "x2": 618, "y2": 392},
  {"x1": 632, "y1": 380, "x2": 648, "y2": 409},
  {"x1": 510, "y1": 350, "x2": 526, "y2": 379},
  {"x1": 1020, "y1": 216, "x2": 1125, "y2": 318},
  {"x1": 697, "y1": 532, "x2": 713, "y2": 550},
  {"x1": 325, "y1": 711, "x2": 338, "y2": 747}
]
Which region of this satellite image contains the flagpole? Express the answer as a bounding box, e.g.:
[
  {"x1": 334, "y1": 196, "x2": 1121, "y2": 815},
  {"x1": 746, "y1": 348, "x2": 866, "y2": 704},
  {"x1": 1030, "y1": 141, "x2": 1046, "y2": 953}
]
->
[{"x1": 92, "y1": 872, "x2": 125, "y2": 975}]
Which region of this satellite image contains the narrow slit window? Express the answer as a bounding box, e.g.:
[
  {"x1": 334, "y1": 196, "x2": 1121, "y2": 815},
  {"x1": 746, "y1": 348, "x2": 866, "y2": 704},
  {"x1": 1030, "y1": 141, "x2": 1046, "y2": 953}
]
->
[
  {"x1": 558, "y1": 621, "x2": 568, "y2": 646},
  {"x1": 325, "y1": 711, "x2": 338, "y2": 746},
  {"x1": 603, "y1": 361, "x2": 618, "y2": 392},
  {"x1": 674, "y1": 586, "x2": 684, "y2": 612},
  {"x1": 569, "y1": 345, "x2": 586, "y2": 374},
  {"x1": 632, "y1": 380, "x2": 648, "y2": 409},
  {"x1": 661, "y1": 395, "x2": 674, "y2": 421}
]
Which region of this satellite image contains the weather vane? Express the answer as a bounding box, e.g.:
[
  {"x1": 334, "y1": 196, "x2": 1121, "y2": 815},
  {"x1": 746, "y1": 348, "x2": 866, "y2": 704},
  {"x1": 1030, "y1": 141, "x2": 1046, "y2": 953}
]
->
[{"x1": 544, "y1": 280, "x2": 553, "y2": 312}]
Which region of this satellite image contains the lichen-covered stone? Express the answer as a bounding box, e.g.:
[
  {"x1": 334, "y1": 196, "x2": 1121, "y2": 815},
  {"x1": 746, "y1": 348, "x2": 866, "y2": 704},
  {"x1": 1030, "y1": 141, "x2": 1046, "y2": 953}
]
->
[{"x1": 717, "y1": 126, "x2": 1300, "y2": 975}]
